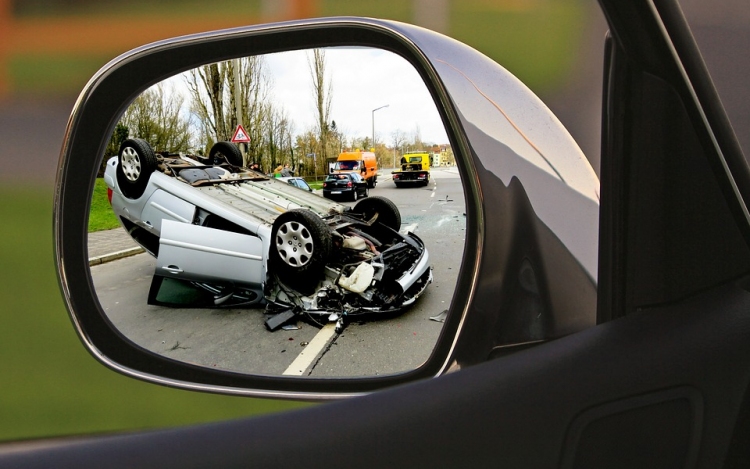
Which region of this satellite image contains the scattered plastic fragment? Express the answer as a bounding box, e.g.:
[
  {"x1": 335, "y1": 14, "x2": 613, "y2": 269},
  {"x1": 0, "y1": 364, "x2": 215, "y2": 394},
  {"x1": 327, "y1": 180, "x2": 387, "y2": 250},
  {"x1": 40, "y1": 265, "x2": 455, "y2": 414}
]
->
[
  {"x1": 429, "y1": 310, "x2": 448, "y2": 323},
  {"x1": 338, "y1": 262, "x2": 375, "y2": 293}
]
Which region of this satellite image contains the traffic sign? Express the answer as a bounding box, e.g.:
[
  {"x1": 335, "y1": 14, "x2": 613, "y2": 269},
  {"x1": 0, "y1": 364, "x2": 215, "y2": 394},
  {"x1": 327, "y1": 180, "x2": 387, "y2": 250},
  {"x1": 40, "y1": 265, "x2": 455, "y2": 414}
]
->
[{"x1": 231, "y1": 124, "x2": 251, "y2": 143}]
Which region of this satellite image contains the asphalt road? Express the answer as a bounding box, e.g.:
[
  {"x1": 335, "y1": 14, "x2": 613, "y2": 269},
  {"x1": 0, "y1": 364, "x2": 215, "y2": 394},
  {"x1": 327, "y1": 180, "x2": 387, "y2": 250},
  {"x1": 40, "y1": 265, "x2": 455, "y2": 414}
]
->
[{"x1": 90, "y1": 168, "x2": 466, "y2": 378}]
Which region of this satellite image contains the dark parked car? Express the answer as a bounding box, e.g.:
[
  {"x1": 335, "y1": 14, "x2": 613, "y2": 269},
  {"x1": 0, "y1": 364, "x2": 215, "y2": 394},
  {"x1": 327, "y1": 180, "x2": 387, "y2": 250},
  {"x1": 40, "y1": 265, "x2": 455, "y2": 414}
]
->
[
  {"x1": 322, "y1": 172, "x2": 369, "y2": 201},
  {"x1": 7, "y1": 1, "x2": 750, "y2": 467}
]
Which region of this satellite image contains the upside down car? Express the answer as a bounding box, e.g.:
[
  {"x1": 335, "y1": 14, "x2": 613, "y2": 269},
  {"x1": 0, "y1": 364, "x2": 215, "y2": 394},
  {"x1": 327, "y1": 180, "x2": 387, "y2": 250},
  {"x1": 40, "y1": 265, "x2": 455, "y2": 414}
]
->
[{"x1": 104, "y1": 137, "x2": 431, "y2": 330}]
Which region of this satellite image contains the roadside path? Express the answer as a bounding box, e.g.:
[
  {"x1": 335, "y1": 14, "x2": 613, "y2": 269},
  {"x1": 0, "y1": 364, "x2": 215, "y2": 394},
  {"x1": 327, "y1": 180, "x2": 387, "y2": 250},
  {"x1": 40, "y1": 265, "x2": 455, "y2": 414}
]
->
[{"x1": 87, "y1": 228, "x2": 142, "y2": 266}]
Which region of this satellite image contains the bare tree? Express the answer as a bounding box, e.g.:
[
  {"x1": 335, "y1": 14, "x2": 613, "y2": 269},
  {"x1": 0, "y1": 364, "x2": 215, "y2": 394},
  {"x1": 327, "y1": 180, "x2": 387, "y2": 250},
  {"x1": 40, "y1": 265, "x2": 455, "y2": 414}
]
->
[
  {"x1": 350, "y1": 136, "x2": 372, "y2": 151},
  {"x1": 295, "y1": 130, "x2": 319, "y2": 177},
  {"x1": 187, "y1": 63, "x2": 229, "y2": 143},
  {"x1": 186, "y1": 57, "x2": 271, "y2": 164},
  {"x1": 308, "y1": 49, "x2": 333, "y2": 175},
  {"x1": 264, "y1": 106, "x2": 295, "y2": 172},
  {"x1": 120, "y1": 83, "x2": 191, "y2": 152},
  {"x1": 391, "y1": 129, "x2": 407, "y2": 167},
  {"x1": 408, "y1": 124, "x2": 427, "y2": 151}
]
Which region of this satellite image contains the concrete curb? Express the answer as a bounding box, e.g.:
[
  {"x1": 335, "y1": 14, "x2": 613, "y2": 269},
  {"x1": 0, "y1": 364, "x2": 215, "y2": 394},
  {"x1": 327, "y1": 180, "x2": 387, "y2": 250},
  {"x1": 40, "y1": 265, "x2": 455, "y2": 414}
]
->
[{"x1": 88, "y1": 247, "x2": 145, "y2": 266}]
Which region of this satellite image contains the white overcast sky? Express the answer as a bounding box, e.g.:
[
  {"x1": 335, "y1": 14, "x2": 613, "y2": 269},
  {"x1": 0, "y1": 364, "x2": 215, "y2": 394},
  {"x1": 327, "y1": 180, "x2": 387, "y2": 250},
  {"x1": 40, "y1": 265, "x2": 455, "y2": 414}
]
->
[
  {"x1": 264, "y1": 47, "x2": 448, "y2": 145},
  {"x1": 163, "y1": 46, "x2": 448, "y2": 146}
]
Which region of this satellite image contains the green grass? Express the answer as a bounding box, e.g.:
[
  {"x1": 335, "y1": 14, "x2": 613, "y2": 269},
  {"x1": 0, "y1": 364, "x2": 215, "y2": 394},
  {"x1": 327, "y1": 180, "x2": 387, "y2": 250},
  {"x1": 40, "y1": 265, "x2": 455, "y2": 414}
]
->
[
  {"x1": 14, "y1": 0, "x2": 262, "y2": 18},
  {"x1": 8, "y1": 1, "x2": 587, "y2": 97},
  {"x1": 0, "y1": 185, "x2": 307, "y2": 441},
  {"x1": 88, "y1": 178, "x2": 121, "y2": 232},
  {"x1": 308, "y1": 180, "x2": 324, "y2": 190},
  {"x1": 450, "y1": 2, "x2": 587, "y2": 94},
  {"x1": 322, "y1": 0, "x2": 587, "y2": 94},
  {"x1": 8, "y1": 54, "x2": 113, "y2": 96}
]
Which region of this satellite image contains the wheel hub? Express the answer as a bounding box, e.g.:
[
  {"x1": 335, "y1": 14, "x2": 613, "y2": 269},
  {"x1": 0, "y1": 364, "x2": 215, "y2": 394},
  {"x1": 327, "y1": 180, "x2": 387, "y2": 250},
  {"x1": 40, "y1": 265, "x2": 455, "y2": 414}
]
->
[
  {"x1": 121, "y1": 147, "x2": 141, "y2": 182},
  {"x1": 275, "y1": 221, "x2": 313, "y2": 267}
]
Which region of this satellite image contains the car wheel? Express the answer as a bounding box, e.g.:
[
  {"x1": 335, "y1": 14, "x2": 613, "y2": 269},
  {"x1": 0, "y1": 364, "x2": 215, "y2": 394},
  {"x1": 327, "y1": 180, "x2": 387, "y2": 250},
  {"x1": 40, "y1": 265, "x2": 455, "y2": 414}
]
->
[
  {"x1": 117, "y1": 138, "x2": 157, "y2": 199},
  {"x1": 354, "y1": 196, "x2": 401, "y2": 231},
  {"x1": 364, "y1": 187, "x2": 369, "y2": 198},
  {"x1": 209, "y1": 141, "x2": 244, "y2": 167},
  {"x1": 269, "y1": 209, "x2": 332, "y2": 293},
  {"x1": 352, "y1": 189, "x2": 359, "y2": 201}
]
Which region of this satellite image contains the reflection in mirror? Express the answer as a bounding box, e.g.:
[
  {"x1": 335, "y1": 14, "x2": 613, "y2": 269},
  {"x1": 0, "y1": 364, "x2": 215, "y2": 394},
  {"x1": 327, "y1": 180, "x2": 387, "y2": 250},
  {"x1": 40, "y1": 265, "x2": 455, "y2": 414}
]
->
[{"x1": 88, "y1": 47, "x2": 465, "y2": 378}]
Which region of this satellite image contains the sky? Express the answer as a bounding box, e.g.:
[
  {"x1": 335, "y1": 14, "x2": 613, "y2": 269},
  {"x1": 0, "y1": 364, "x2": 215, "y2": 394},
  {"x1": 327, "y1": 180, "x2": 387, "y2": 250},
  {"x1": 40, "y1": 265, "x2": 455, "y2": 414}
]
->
[
  {"x1": 161, "y1": 46, "x2": 449, "y2": 147},
  {"x1": 263, "y1": 47, "x2": 449, "y2": 145}
]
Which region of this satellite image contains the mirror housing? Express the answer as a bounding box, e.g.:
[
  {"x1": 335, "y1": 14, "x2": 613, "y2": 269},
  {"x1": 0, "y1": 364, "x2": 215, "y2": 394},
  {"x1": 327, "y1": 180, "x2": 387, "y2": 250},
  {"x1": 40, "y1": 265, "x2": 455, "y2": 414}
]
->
[{"x1": 56, "y1": 17, "x2": 599, "y2": 398}]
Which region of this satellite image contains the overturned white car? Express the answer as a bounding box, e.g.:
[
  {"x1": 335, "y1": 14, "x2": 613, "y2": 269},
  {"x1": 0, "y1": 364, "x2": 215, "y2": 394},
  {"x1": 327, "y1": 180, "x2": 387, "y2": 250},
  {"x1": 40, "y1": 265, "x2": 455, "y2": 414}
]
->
[{"x1": 103, "y1": 138, "x2": 432, "y2": 331}]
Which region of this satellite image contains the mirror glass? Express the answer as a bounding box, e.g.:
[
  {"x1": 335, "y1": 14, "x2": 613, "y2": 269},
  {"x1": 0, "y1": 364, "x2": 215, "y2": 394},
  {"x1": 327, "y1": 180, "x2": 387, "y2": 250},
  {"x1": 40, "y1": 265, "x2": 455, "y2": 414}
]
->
[{"x1": 88, "y1": 47, "x2": 465, "y2": 378}]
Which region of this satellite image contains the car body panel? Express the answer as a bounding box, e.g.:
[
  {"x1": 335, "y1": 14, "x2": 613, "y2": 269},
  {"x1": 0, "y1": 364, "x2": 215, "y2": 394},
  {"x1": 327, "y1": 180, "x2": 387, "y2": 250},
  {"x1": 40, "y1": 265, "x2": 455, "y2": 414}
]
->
[
  {"x1": 156, "y1": 219, "x2": 265, "y2": 290},
  {"x1": 141, "y1": 189, "x2": 196, "y2": 232}
]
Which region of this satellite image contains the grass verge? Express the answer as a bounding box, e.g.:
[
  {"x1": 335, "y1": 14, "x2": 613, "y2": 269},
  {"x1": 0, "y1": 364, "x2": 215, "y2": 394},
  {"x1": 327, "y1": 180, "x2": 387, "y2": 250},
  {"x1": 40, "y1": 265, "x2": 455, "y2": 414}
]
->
[
  {"x1": 8, "y1": 1, "x2": 586, "y2": 96},
  {"x1": 0, "y1": 185, "x2": 306, "y2": 441},
  {"x1": 88, "y1": 178, "x2": 121, "y2": 232}
]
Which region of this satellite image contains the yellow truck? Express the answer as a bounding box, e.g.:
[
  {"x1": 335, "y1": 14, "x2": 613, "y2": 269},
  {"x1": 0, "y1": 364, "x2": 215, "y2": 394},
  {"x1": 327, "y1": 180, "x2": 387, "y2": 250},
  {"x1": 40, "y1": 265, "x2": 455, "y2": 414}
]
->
[
  {"x1": 392, "y1": 151, "x2": 431, "y2": 187},
  {"x1": 332, "y1": 150, "x2": 378, "y2": 188}
]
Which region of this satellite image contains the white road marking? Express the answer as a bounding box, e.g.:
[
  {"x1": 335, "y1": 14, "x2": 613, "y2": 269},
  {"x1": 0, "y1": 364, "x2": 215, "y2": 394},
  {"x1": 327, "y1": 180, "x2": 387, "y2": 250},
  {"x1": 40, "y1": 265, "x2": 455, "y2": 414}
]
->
[{"x1": 283, "y1": 323, "x2": 338, "y2": 376}]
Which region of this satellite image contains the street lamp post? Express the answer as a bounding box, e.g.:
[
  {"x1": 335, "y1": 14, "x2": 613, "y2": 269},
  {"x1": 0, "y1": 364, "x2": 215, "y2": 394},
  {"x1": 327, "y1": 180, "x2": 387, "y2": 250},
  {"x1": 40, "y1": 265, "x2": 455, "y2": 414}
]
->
[{"x1": 371, "y1": 104, "x2": 389, "y2": 149}]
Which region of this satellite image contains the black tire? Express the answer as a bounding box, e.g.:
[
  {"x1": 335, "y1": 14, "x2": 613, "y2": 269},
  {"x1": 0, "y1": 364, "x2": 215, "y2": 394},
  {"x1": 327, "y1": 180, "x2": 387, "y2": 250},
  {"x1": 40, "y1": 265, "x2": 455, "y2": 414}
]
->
[
  {"x1": 209, "y1": 141, "x2": 243, "y2": 167},
  {"x1": 117, "y1": 138, "x2": 157, "y2": 199},
  {"x1": 352, "y1": 189, "x2": 359, "y2": 202},
  {"x1": 364, "y1": 187, "x2": 369, "y2": 198},
  {"x1": 269, "y1": 209, "x2": 332, "y2": 293},
  {"x1": 394, "y1": 182, "x2": 403, "y2": 188},
  {"x1": 354, "y1": 196, "x2": 401, "y2": 231}
]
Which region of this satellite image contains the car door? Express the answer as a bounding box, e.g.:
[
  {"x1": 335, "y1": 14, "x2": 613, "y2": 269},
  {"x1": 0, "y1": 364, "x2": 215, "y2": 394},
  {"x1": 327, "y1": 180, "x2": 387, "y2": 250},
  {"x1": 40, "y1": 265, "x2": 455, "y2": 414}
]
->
[
  {"x1": 155, "y1": 219, "x2": 265, "y2": 291},
  {"x1": 6, "y1": 0, "x2": 750, "y2": 467},
  {"x1": 349, "y1": 172, "x2": 365, "y2": 197}
]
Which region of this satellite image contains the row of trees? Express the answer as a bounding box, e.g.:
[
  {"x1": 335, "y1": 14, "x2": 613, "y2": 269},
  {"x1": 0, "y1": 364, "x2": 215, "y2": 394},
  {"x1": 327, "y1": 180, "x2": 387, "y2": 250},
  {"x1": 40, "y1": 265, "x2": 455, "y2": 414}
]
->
[{"x1": 105, "y1": 50, "x2": 444, "y2": 178}]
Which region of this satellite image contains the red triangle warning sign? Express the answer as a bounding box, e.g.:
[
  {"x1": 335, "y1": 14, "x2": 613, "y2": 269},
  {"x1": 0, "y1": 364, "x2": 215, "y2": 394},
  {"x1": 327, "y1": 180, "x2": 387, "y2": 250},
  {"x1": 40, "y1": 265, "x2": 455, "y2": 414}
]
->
[{"x1": 231, "y1": 124, "x2": 251, "y2": 143}]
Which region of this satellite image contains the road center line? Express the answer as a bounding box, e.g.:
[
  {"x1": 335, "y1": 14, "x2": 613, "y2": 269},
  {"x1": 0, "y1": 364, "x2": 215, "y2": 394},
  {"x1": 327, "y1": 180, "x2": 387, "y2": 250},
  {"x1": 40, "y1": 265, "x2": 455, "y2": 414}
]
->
[{"x1": 283, "y1": 323, "x2": 338, "y2": 376}]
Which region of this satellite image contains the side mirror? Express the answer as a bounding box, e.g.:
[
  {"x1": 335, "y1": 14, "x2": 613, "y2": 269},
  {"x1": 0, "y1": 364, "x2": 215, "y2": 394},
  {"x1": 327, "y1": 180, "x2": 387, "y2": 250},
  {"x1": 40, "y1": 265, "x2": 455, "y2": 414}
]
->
[{"x1": 55, "y1": 17, "x2": 599, "y2": 399}]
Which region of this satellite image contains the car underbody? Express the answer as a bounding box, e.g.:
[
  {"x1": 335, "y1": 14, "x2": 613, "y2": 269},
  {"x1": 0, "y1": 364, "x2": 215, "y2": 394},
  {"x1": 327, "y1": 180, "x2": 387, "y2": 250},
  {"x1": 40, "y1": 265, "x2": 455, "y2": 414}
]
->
[{"x1": 104, "y1": 139, "x2": 432, "y2": 332}]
